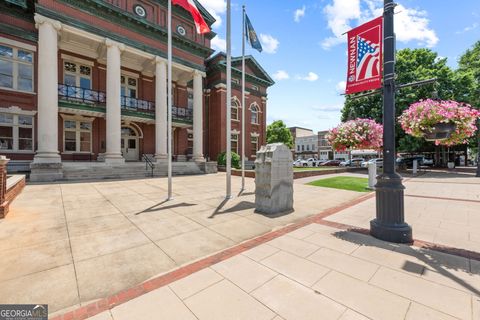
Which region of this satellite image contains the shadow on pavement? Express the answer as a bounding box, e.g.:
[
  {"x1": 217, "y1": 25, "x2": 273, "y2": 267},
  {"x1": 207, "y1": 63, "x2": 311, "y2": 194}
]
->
[
  {"x1": 332, "y1": 230, "x2": 480, "y2": 296},
  {"x1": 135, "y1": 201, "x2": 197, "y2": 215}
]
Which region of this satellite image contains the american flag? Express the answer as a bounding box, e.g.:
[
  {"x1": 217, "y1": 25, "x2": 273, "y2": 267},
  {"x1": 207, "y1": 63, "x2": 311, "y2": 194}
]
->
[{"x1": 356, "y1": 36, "x2": 380, "y2": 81}]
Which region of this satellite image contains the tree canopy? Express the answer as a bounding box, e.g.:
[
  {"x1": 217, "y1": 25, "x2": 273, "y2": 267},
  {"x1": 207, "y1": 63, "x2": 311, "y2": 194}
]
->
[{"x1": 266, "y1": 120, "x2": 294, "y2": 148}]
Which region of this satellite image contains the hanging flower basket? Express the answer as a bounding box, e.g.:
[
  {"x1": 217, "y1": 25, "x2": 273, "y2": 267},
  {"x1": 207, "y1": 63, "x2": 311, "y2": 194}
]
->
[
  {"x1": 421, "y1": 122, "x2": 456, "y2": 141},
  {"x1": 326, "y1": 118, "x2": 383, "y2": 151},
  {"x1": 399, "y1": 99, "x2": 480, "y2": 146}
]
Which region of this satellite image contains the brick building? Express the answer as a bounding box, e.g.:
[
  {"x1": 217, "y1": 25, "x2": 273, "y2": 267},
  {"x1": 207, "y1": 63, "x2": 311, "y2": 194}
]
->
[{"x1": 0, "y1": 0, "x2": 273, "y2": 180}]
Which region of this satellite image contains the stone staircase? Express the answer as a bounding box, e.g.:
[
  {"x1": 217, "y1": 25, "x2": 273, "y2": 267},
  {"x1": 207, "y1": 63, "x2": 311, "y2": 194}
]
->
[{"x1": 61, "y1": 161, "x2": 205, "y2": 181}]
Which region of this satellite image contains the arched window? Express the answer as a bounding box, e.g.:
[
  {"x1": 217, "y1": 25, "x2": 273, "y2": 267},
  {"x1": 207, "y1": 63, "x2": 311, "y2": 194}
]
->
[
  {"x1": 231, "y1": 97, "x2": 240, "y2": 120},
  {"x1": 250, "y1": 103, "x2": 259, "y2": 124}
]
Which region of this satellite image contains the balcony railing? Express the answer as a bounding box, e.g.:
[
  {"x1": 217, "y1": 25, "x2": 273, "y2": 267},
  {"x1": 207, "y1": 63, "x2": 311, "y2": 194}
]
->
[
  {"x1": 58, "y1": 84, "x2": 192, "y2": 122},
  {"x1": 172, "y1": 106, "x2": 193, "y2": 122},
  {"x1": 121, "y1": 96, "x2": 154, "y2": 114},
  {"x1": 58, "y1": 84, "x2": 106, "y2": 105}
]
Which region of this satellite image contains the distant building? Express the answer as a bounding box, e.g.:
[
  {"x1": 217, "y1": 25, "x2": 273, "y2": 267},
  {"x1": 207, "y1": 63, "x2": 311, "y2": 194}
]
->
[
  {"x1": 295, "y1": 134, "x2": 317, "y2": 160},
  {"x1": 317, "y1": 130, "x2": 331, "y2": 160}
]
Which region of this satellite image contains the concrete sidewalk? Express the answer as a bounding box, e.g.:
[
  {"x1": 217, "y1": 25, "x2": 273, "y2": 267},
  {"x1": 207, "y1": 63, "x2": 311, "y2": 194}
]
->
[
  {"x1": 0, "y1": 173, "x2": 365, "y2": 315},
  {"x1": 85, "y1": 222, "x2": 479, "y2": 320},
  {"x1": 326, "y1": 171, "x2": 480, "y2": 252}
]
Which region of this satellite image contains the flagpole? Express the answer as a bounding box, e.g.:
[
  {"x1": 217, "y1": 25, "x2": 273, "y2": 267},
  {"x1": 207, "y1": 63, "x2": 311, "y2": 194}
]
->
[
  {"x1": 226, "y1": 0, "x2": 232, "y2": 199},
  {"x1": 167, "y1": 0, "x2": 173, "y2": 200},
  {"x1": 241, "y1": 5, "x2": 246, "y2": 192}
]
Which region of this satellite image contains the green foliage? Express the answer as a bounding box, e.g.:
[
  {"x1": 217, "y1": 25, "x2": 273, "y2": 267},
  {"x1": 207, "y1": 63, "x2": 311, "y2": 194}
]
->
[
  {"x1": 266, "y1": 120, "x2": 294, "y2": 148},
  {"x1": 217, "y1": 151, "x2": 241, "y2": 169},
  {"x1": 341, "y1": 48, "x2": 478, "y2": 152}
]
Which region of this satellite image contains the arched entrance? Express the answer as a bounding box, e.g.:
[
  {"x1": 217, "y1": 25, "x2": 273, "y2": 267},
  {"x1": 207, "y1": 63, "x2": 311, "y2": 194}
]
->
[{"x1": 121, "y1": 125, "x2": 139, "y2": 161}]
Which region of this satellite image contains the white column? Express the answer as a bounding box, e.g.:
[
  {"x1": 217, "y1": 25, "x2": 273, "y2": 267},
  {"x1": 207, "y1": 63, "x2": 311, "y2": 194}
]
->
[
  {"x1": 104, "y1": 39, "x2": 125, "y2": 164},
  {"x1": 33, "y1": 15, "x2": 62, "y2": 164},
  {"x1": 155, "y1": 57, "x2": 167, "y2": 160},
  {"x1": 192, "y1": 70, "x2": 204, "y2": 162}
]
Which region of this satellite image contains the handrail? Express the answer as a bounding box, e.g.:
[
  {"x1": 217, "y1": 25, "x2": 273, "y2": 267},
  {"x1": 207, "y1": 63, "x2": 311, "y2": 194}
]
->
[{"x1": 143, "y1": 154, "x2": 155, "y2": 177}]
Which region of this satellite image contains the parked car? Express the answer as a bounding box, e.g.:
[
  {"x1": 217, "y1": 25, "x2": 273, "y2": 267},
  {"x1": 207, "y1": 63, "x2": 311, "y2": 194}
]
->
[
  {"x1": 315, "y1": 159, "x2": 328, "y2": 166},
  {"x1": 293, "y1": 160, "x2": 303, "y2": 167},
  {"x1": 340, "y1": 158, "x2": 365, "y2": 167},
  {"x1": 303, "y1": 158, "x2": 318, "y2": 167},
  {"x1": 320, "y1": 160, "x2": 342, "y2": 166},
  {"x1": 422, "y1": 158, "x2": 434, "y2": 166},
  {"x1": 396, "y1": 156, "x2": 424, "y2": 168},
  {"x1": 362, "y1": 158, "x2": 383, "y2": 168}
]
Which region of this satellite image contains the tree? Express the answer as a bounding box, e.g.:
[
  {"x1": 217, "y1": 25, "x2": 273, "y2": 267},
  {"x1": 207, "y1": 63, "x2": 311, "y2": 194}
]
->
[
  {"x1": 266, "y1": 120, "x2": 293, "y2": 148},
  {"x1": 341, "y1": 48, "x2": 472, "y2": 153},
  {"x1": 457, "y1": 41, "x2": 480, "y2": 176}
]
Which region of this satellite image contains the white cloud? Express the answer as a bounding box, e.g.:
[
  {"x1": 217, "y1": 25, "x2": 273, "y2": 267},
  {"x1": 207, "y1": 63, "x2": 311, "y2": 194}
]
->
[
  {"x1": 259, "y1": 34, "x2": 279, "y2": 54},
  {"x1": 321, "y1": 0, "x2": 438, "y2": 49},
  {"x1": 312, "y1": 105, "x2": 343, "y2": 112},
  {"x1": 456, "y1": 22, "x2": 479, "y2": 34},
  {"x1": 336, "y1": 81, "x2": 346, "y2": 93},
  {"x1": 294, "y1": 5, "x2": 306, "y2": 22},
  {"x1": 211, "y1": 35, "x2": 226, "y2": 51},
  {"x1": 201, "y1": 0, "x2": 226, "y2": 29},
  {"x1": 298, "y1": 72, "x2": 319, "y2": 82},
  {"x1": 273, "y1": 70, "x2": 289, "y2": 81}
]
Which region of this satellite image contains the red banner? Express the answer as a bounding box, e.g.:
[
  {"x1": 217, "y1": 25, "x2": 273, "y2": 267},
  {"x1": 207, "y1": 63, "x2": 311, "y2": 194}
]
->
[{"x1": 345, "y1": 17, "x2": 383, "y2": 94}]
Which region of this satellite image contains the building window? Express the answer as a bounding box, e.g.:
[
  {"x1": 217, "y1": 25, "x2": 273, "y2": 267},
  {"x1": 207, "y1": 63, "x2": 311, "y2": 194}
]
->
[
  {"x1": 0, "y1": 44, "x2": 33, "y2": 92},
  {"x1": 121, "y1": 75, "x2": 137, "y2": 98},
  {"x1": 297, "y1": 145, "x2": 300, "y2": 151},
  {"x1": 187, "y1": 88, "x2": 193, "y2": 109},
  {"x1": 63, "y1": 61, "x2": 91, "y2": 89},
  {"x1": 231, "y1": 98, "x2": 240, "y2": 121},
  {"x1": 64, "y1": 119, "x2": 92, "y2": 153},
  {"x1": 0, "y1": 113, "x2": 34, "y2": 151},
  {"x1": 250, "y1": 104, "x2": 259, "y2": 124},
  {"x1": 302, "y1": 145, "x2": 304, "y2": 151},
  {"x1": 306, "y1": 145, "x2": 310, "y2": 151},
  {"x1": 312, "y1": 144, "x2": 315, "y2": 150},
  {"x1": 231, "y1": 133, "x2": 238, "y2": 153},
  {"x1": 251, "y1": 135, "x2": 258, "y2": 156},
  {"x1": 187, "y1": 132, "x2": 193, "y2": 155}
]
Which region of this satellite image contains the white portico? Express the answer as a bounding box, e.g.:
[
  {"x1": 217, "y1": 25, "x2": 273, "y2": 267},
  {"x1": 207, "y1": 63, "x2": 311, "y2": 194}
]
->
[{"x1": 30, "y1": 13, "x2": 206, "y2": 180}]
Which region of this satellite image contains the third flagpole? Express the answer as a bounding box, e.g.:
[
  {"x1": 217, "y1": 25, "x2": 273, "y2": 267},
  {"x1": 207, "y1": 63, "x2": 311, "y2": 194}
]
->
[
  {"x1": 241, "y1": 5, "x2": 246, "y2": 191},
  {"x1": 167, "y1": 0, "x2": 173, "y2": 200},
  {"x1": 226, "y1": 0, "x2": 232, "y2": 199}
]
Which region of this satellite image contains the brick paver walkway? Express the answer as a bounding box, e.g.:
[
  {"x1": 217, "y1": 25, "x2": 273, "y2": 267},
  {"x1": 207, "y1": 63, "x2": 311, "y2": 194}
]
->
[{"x1": 84, "y1": 222, "x2": 479, "y2": 320}]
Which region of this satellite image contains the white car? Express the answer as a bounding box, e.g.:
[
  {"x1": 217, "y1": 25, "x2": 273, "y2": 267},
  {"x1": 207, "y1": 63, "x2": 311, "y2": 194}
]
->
[{"x1": 362, "y1": 158, "x2": 383, "y2": 168}]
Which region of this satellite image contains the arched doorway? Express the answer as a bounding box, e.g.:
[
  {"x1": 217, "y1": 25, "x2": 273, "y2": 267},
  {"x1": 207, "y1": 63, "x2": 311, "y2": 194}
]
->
[{"x1": 121, "y1": 125, "x2": 139, "y2": 161}]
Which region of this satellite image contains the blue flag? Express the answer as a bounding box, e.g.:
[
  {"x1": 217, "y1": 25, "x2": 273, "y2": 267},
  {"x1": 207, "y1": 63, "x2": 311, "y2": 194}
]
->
[{"x1": 245, "y1": 14, "x2": 262, "y2": 52}]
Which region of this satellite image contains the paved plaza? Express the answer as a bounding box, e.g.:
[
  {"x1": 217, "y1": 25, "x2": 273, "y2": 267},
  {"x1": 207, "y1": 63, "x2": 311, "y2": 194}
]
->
[
  {"x1": 0, "y1": 173, "x2": 363, "y2": 315},
  {"x1": 86, "y1": 223, "x2": 480, "y2": 320},
  {"x1": 1, "y1": 171, "x2": 479, "y2": 319}
]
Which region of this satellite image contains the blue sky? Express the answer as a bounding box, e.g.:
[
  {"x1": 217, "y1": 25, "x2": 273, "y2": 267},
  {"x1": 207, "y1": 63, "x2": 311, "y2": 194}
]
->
[{"x1": 200, "y1": 0, "x2": 480, "y2": 132}]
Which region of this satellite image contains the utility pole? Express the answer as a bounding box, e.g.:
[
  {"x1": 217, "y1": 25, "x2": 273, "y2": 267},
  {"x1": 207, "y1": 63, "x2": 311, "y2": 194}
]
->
[{"x1": 370, "y1": 0, "x2": 412, "y2": 243}]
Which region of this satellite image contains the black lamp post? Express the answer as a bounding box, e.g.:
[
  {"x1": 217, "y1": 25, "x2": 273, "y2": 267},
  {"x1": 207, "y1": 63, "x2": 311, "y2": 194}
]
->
[{"x1": 370, "y1": 0, "x2": 413, "y2": 243}]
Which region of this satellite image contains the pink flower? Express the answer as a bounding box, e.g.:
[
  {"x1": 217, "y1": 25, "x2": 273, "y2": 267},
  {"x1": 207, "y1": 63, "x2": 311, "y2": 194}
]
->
[
  {"x1": 328, "y1": 118, "x2": 383, "y2": 151},
  {"x1": 399, "y1": 99, "x2": 480, "y2": 146}
]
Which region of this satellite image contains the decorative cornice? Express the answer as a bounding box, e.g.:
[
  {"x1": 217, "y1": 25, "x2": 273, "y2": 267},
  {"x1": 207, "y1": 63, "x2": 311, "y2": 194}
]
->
[
  {"x1": 45, "y1": 0, "x2": 214, "y2": 56},
  {"x1": 36, "y1": 5, "x2": 208, "y2": 71}
]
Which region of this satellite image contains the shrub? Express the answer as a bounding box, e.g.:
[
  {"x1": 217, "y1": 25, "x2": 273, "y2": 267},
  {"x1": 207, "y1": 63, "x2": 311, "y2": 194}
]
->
[{"x1": 217, "y1": 151, "x2": 241, "y2": 169}]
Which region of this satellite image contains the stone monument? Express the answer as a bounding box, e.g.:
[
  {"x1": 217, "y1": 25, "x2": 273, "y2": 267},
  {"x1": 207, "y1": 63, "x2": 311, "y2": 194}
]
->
[{"x1": 254, "y1": 143, "x2": 293, "y2": 214}]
